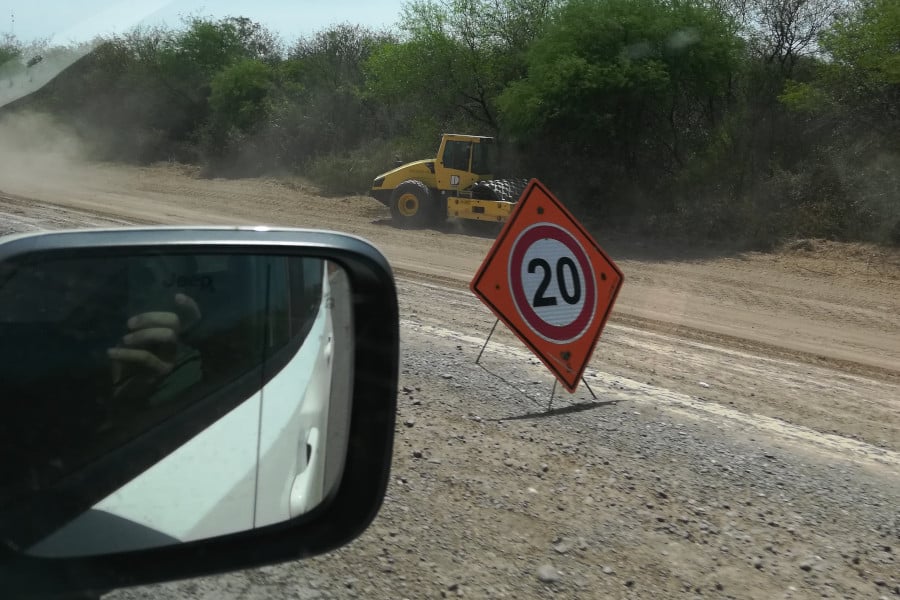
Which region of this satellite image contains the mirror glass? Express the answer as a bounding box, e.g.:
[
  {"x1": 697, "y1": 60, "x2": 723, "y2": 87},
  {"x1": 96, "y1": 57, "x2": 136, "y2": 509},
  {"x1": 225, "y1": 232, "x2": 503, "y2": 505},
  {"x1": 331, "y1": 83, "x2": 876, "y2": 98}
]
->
[{"x1": 0, "y1": 250, "x2": 354, "y2": 557}]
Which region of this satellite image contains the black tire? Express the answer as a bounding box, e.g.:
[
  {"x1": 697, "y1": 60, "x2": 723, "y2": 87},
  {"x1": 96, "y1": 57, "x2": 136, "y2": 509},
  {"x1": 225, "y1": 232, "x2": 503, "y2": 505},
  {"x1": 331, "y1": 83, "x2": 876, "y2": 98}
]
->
[
  {"x1": 390, "y1": 180, "x2": 434, "y2": 228},
  {"x1": 429, "y1": 187, "x2": 446, "y2": 225},
  {"x1": 470, "y1": 178, "x2": 530, "y2": 203}
]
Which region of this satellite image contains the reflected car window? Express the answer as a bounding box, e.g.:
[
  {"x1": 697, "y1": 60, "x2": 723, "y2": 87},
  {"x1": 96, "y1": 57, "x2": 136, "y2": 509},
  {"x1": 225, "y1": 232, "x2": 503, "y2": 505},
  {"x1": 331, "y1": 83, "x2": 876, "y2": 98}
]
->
[{"x1": 0, "y1": 252, "x2": 324, "y2": 509}]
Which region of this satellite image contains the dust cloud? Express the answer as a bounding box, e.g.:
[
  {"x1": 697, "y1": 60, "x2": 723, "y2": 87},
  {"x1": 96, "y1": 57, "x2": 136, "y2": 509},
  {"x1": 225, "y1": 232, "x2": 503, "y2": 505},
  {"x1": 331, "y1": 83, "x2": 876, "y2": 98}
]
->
[{"x1": 0, "y1": 111, "x2": 89, "y2": 198}]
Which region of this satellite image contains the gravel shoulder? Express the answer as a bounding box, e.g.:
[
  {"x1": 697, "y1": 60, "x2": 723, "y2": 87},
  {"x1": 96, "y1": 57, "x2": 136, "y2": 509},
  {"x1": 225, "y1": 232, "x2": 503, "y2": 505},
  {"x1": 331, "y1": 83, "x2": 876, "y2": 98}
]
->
[{"x1": 109, "y1": 319, "x2": 900, "y2": 600}]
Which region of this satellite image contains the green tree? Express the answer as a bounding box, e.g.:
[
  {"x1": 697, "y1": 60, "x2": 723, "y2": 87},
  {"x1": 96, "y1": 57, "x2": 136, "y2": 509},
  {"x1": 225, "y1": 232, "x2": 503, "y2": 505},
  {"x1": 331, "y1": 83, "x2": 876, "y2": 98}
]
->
[
  {"x1": 499, "y1": 0, "x2": 742, "y2": 204},
  {"x1": 746, "y1": 0, "x2": 845, "y2": 76},
  {"x1": 199, "y1": 59, "x2": 276, "y2": 174},
  {"x1": 124, "y1": 17, "x2": 281, "y2": 143},
  {"x1": 366, "y1": 0, "x2": 558, "y2": 136},
  {"x1": 818, "y1": 0, "x2": 900, "y2": 122},
  {"x1": 246, "y1": 24, "x2": 398, "y2": 172},
  {"x1": 0, "y1": 34, "x2": 23, "y2": 88},
  {"x1": 775, "y1": 0, "x2": 900, "y2": 244},
  {"x1": 285, "y1": 24, "x2": 395, "y2": 151},
  {"x1": 208, "y1": 59, "x2": 273, "y2": 133},
  {"x1": 1, "y1": 34, "x2": 21, "y2": 67}
]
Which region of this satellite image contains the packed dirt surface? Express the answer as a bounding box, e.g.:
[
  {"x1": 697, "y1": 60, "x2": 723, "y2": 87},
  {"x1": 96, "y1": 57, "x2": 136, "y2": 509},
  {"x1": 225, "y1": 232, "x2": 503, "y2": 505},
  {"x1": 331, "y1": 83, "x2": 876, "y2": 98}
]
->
[{"x1": 1, "y1": 159, "x2": 898, "y2": 599}]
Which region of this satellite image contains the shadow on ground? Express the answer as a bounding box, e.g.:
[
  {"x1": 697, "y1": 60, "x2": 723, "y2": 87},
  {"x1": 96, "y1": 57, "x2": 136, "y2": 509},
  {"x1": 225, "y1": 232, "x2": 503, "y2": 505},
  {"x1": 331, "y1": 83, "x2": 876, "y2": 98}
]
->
[
  {"x1": 477, "y1": 362, "x2": 619, "y2": 421},
  {"x1": 494, "y1": 399, "x2": 618, "y2": 422}
]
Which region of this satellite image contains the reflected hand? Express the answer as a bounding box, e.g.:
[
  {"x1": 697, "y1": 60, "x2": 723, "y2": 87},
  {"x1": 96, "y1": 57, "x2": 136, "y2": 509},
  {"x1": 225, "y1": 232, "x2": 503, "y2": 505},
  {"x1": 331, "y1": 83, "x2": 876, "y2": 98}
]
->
[{"x1": 108, "y1": 293, "x2": 201, "y2": 381}]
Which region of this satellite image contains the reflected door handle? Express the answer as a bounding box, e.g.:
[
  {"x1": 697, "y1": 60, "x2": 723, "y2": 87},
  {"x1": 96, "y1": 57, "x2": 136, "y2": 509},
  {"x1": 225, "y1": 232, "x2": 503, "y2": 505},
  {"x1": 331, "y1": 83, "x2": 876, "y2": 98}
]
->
[{"x1": 288, "y1": 427, "x2": 320, "y2": 518}]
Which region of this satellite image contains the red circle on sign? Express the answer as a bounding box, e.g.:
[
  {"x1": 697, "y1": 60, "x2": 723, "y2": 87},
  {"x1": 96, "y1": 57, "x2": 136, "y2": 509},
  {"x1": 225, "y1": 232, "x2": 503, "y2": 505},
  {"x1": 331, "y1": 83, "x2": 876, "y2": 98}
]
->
[{"x1": 509, "y1": 224, "x2": 597, "y2": 343}]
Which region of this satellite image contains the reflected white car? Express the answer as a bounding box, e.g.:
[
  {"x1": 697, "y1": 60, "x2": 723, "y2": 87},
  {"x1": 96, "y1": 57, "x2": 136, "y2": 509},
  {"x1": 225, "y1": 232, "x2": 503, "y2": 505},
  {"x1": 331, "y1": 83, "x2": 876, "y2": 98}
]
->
[{"x1": 28, "y1": 257, "x2": 353, "y2": 557}]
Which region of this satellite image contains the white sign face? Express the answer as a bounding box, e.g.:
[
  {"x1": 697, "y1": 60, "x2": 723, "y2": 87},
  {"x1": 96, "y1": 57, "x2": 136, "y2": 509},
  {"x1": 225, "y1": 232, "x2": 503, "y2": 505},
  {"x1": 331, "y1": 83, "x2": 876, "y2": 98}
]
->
[
  {"x1": 450, "y1": 175, "x2": 460, "y2": 186},
  {"x1": 519, "y1": 237, "x2": 586, "y2": 327},
  {"x1": 508, "y1": 223, "x2": 597, "y2": 344}
]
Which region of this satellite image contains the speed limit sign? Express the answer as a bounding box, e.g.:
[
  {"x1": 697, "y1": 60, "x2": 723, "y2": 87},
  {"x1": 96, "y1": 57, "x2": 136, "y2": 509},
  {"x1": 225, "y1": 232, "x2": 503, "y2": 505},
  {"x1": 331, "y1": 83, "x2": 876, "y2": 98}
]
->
[
  {"x1": 510, "y1": 223, "x2": 597, "y2": 344},
  {"x1": 471, "y1": 180, "x2": 623, "y2": 392}
]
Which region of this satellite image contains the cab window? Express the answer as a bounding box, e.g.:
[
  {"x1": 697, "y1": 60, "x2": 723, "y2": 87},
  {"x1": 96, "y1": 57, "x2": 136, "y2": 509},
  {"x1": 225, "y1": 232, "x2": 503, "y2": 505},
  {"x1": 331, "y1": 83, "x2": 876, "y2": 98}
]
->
[
  {"x1": 471, "y1": 142, "x2": 493, "y2": 175},
  {"x1": 443, "y1": 141, "x2": 471, "y2": 171}
]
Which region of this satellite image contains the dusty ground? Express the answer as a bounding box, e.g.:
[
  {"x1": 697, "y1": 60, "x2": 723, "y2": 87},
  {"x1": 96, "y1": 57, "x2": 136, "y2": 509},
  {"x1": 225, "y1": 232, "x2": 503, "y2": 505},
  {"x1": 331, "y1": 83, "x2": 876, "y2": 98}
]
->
[{"x1": 1, "y1": 159, "x2": 898, "y2": 599}]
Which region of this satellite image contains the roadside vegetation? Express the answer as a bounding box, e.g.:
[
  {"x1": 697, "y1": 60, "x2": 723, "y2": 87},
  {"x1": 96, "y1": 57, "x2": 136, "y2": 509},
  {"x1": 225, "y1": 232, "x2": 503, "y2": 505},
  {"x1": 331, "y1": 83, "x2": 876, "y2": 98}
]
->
[{"x1": 1, "y1": 0, "x2": 897, "y2": 247}]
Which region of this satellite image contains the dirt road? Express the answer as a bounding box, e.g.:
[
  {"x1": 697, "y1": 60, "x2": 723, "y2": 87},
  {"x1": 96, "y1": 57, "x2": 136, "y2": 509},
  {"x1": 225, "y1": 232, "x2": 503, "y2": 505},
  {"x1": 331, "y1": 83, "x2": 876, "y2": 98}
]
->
[
  {"x1": 1, "y1": 161, "x2": 898, "y2": 599},
  {"x1": 2, "y1": 161, "x2": 898, "y2": 447}
]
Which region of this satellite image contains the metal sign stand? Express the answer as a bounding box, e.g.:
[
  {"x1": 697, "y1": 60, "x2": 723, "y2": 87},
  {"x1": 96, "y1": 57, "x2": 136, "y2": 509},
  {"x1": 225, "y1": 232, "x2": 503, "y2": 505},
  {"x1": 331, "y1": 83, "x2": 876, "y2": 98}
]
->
[
  {"x1": 474, "y1": 319, "x2": 500, "y2": 365},
  {"x1": 476, "y1": 318, "x2": 599, "y2": 411}
]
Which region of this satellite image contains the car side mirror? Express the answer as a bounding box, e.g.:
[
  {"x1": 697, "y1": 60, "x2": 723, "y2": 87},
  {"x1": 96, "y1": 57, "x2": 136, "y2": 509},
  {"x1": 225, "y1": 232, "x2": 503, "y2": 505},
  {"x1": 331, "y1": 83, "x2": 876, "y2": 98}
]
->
[{"x1": 0, "y1": 227, "x2": 399, "y2": 598}]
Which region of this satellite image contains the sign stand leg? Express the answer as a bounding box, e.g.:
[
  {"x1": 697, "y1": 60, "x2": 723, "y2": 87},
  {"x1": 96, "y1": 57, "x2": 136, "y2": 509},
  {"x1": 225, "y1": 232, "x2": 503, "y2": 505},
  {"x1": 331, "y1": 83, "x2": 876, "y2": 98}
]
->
[
  {"x1": 549, "y1": 377, "x2": 597, "y2": 411},
  {"x1": 475, "y1": 317, "x2": 599, "y2": 412},
  {"x1": 475, "y1": 319, "x2": 500, "y2": 365}
]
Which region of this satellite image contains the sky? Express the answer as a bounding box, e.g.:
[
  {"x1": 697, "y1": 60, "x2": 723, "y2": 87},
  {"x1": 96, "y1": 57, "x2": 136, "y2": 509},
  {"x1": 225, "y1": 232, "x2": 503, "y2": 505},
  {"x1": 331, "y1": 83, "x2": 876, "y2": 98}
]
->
[{"x1": 3, "y1": 0, "x2": 407, "y2": 45}]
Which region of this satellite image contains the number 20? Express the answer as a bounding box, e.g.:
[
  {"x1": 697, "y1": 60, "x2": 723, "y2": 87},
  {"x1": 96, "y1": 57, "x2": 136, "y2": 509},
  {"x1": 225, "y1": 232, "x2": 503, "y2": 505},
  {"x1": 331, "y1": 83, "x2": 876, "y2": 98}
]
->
[{"x1": 528, "y1": 257, "x2": 581, "y2": 307}]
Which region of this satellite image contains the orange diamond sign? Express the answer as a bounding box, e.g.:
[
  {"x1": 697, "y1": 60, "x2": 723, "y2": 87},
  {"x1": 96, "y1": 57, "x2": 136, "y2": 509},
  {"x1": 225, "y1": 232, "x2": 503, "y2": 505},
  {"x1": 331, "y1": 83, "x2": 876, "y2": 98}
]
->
[{"x1": 470, "y1": 179, "x2": 624, "y2": 392}]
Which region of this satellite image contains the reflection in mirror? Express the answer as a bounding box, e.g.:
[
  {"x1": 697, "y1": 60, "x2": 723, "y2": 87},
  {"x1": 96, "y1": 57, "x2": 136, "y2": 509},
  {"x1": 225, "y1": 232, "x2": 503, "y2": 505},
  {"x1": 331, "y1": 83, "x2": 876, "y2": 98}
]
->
[{"x1": 0, "y1": 251, "x2": 354, "y2": 557}]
